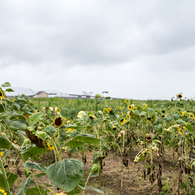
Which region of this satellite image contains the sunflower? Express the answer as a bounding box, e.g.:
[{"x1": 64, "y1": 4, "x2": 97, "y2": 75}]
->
[
  {"x1": 117, "y1": 106, "x2": 121, "y2": 109},
  {"x1": 125, "y1": 99, "x2": 130, "y2": 103},
  {"x1": 103, "y1": 108, "x2": 107, "y2": 113},
  {"x1": 143, "y1": 104, "x2": 147, "y2": 109},
  {"x1": 147, "y1": 117, "x2": 152, "y2": 121},
  {"x1": 182, "y1": 111, "x2": 185, "y2": 117},
  {"x1": 161, "y1": 110, "x2": 165, "y2": 114},
  {"x1": 189, "y1": 113, "x2": 194, "y2": 118},
  {"x1": 0, "y1": 152, "x2": 3, "y2": 157},
  {"x1": 120, "y1": 112, "x2": 123, "y2": 117},
  {"x1": 0, "y1": 187, "x2": 7, "y2": 195},
  {"x1": 127, "y1": 105, "x2": 132, "y2": 110},
  {"x1": 46, "y1": 142, "x2": 54, "y2": 151},
  {"x1": 178, "y1": 128, "x2": 183, "y2": 135},
  {"x1": 89, "y1": 114, "x2": 96, "y2": 120},
  {"x1": 121, "y1": 118, "x2": 126, "y2": 125},
  {"x1": 53, "y1": 116, "x2": 63, "y2": 127},
  {"x1": 161, "y1": 115, "x2": 165, "y2": 119},
  {"x1": 0, "y1": 89, "x2": 5, "y2": 99},
  {"x1": 107, "y1": 108, "x2": 111, "y2": 112},
  {"x1": 177, "y1": 94, "x2": 183, "y2": 99},
  {"x1": 126, "y1": 114, "x2": 130, "y2": 119}
]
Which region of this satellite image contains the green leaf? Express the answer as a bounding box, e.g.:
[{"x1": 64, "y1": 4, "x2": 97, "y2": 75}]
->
[
  {"x1": 29, "y1": 112, "x2": 44, "y2": 126},
  {"x1": 45, "y1": 126, "x2": 57, "y2": 135},
  {"x1": 0, "y1": 105, "x2": 5, "y2": 112},
  {"x1": 1, "y1": 82, "x2": 11, "y2": 87},
  {"x1": 21, "y1": 145, "x2": 46, "y2": 162},
  {"x1": 0, "y1": 112, "x2": 10, "y2": 119},
  {"x1": 67, "y1": 134, "x2": 99, "y2": 149},
  {"x1": 180, "y1": 182, "x2": 186, "y2": 189},
  {"x1": 0, "y1": 172, "x2": 18, "y2": 188},
  {"x1": 0, "y1": 137, "x2": 11, "y2": 149},
  {"x1": 47, "y1": 158, "x2": 84, "y2": 192},
  {"x1": 26, "y1": 185, "x2": 47, "y2": 195},
  {"x1": 7, "y1": 120, "x2": 27, "y2": 130},
  {"x1": 13, "y1": 103, "x2": 21, "y2": 111},
  {"x1": 176, "y1": 119, "x2": 194, "y2": 132},
  {"x1": 17, "y1": 176, "x2": 31, "y2": 195},
  {"x1": 92, "y1": 188, "x2": 104, "y2": 194},
  {"x1": 5, "y1": 88, "x2": 14, "y2": 92},
  {"x1": 23, "y1": 162, "x2": 47, "y2": 172}
]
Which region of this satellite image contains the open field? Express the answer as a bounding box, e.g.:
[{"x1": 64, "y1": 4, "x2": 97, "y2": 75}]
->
[{"x1": 1, "y1": 82, "x2": 195, "y2": 195}]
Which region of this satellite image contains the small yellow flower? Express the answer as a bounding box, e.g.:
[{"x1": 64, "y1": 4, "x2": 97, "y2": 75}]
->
[
  {"x1": 33, "y1": 110, "x2": 38, "y2": 113},
  {"x1": 126, "y1": 114, "x2": 130, "y2": 119},
  {"x1": 125, "y1": 99, "x2": 130, "y2": 103},
  {"x1": 107, "y1": 108, "x2": 111, "y2": 112},
  {"x1": 127, "y1": 105, "x2": 132, "y2": 110},
  {"x1": 23, "y1": 114, "x2": 31, "y2": 117},
  {"x1": 0, "y1": 152, "x2": 3, "y2": 157},
  {"x1": 0, "y1": 89, "x2": 5, "y2": 99},
  {"x1": 117, "y1": 106, "x2": 121, "y2": 109},
  {"x1": 135, "y1": 106, "x2": 137, "y2": 109},
  {"x1": 121, "y1": 118, "x2": 126, "y2": 125},
  {"x1": 178, "y1": 128, "x2": 183, "y2": 135},
  {"x1": 67, "y1": 128, "x2": 74, "y2": 132},
  {"x1": 102, "y1": 124, "x2": 105, "y2": 127},
  {"x1": 0, "y1": 187, "x2": 7, "y2": 195},
  {"x1": 46, "y1": 142, "x2": 54, "y2": 151},
  {"x1": 120, "y1": 112, "x2": 123, "y2": 117},
  {"x1": 182, "y1": 111, "x2": 185, "y2": 116},
  {"x1": 103, "y1": 108, "x2": 107, "y2": 113},
  {"x1": 143, "y1": 104, "x2": 147, "y2": 109},
  {"x1": 189, "y1": 113, "x2": 194, "y2": 118}
]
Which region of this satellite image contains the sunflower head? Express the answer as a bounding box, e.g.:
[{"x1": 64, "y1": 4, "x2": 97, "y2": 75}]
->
[
  {"x1": 53, "y1": 116, "x2": 63, "y2": 127},
  {"x1": 107, "y1": 108, "x2": 111, "y2": 112},
  {"x1": 143, "y1": 104, "x2": 147, "y2": 109},
  {"x1": 147, "y1": 117, "x2": 152, "y2": 121},
  {"x1": 0, "y1": 89, "x2": 5, "y2": 99},
  {"x1": 161, "y1": 110, "x2": 165, "y2": 114},
  {"x1": 120, "y1": 112, "x2": 123, "y2": 117},
  {"x1": 177, "y1": 94, "x2": 183, "y2": 99},
  {"x1": 89, "y1": 114, "x2": 96, "y2": 120},
  {"x1": 103, "y1": 108, "x2": 108, "y2": 113},
  {"x1": 120, "y1": 118, "x2": 126, "y2": 125},
  {"x1": 189, "y1": 113, "x2": 194, "y2": 118},
  {"x1": 182, "y1": 111, "x2": 185, "y2": 117},
  {"x1": 161, "y1": 115, "x2": 165, "y2": 119},
  {"x1": 127, "y1": 105, "x2": 132, "y2": 110},
  {"x1": 117, "y1": 106, "x2": 121, "y2": 110},
  {"x1": 146, "y1": 135, "x2": 152, "y2": 142},
  {"x1": 126, "y1": 114, "x2": 130, "y2": 119},
  {"x1": 125, "y1": 99, "x2": 130, "y2": 103}
]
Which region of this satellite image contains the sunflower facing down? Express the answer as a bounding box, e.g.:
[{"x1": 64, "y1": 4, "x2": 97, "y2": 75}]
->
[
  {"x1": 125, "y1": 99, "x2": 130, "y2": 103},
  {"x1": 0, "y1": 89, "x2": 5, "y2": 99},
  {"x1": 53, "y1": 116, "x2": 63, "y2": 127}
]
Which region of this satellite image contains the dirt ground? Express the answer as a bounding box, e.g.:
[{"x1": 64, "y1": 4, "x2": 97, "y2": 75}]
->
[{"x1": 10, "y1": 147, "x2": 180, "y2": 195}]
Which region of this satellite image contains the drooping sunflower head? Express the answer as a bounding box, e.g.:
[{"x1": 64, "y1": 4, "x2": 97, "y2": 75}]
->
[
  {"x1": 127, "y1": 105, "x2": 132, "y2": 110},
  {"x1": 125, "y1": 99, "x2": 130, "y2": 103},
  {"x1": 53, "y1": 116, "x2": 63, "y2": 127},
  {"x1": 177, "y1": 94, "x2": 183, "y2": 99},
  {"x1": 103, "y1": 108, "x2": 108, "y2": 113},
  {"x1": 0, "y1": 89, "x2": 5, "y2": 99}
]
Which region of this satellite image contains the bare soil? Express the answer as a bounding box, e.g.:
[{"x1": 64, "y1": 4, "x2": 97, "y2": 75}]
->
[{"x1": 10, "y1": 147, "x2": 180, "y2": 195}]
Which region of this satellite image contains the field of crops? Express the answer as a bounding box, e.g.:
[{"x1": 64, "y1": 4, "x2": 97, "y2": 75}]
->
[{"x1": 1, "y1": 82, "x2": 195, "y2": 195}]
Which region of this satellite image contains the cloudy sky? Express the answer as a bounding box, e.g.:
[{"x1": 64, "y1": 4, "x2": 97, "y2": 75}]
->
[{"x1": 1, "y1": 0, "x2": 195, "y2": 99}]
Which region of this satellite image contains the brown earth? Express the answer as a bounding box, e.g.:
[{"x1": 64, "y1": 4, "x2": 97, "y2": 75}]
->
[{"x1": 9, "y1": 147, "x2": 181, "y2": 195}]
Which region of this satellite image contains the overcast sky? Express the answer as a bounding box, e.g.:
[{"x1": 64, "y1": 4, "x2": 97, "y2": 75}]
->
[{"x1": 1, "y1": 0, "x2": 195, "y2": 99}]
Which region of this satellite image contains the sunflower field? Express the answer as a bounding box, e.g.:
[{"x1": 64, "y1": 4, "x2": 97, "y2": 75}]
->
[{"x1": 1, "y1": 82, "x2": 195, "y2": 195}]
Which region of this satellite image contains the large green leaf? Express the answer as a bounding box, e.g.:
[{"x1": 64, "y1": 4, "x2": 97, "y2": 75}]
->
[
  {"x1": 5, "y1": 88, "x2": 14, "y2": 92},
  {"x1": 47, "y1": 158, "x2": 84, "y2": 192},
  {"x1": 67, "y1": 134, "x2": 99, "y2": 148},
  {"x1": 7, "y1": 120, "x2": 27, "y2": 130},
  {"x1": 0, "y1": 172, "x2": 18, "y2": 188},
  {"x1": 26, "y1": 185, "x2": 47, "y2": 195},
  {"x1": 0, "y1": 137, "x2": 11, "y2": 149},
  {"x1": 29, "y1": 112, "x2": 44, "y2": 126},
  {"x1": 23, "y1": 162, "x2": 47, "y2": 172},
  {"x1": 176, "y1": 119, "x2": 194, "y2": 132},
  {"x1": 17, "y1": 176, "x2": 31, "y2": 195},
  {"x1": 0, "y1": 112, "x2": 10, "y2": 119},
  {"x1": 1, "y1": 82, "x2": 11, "y2": 87}
]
